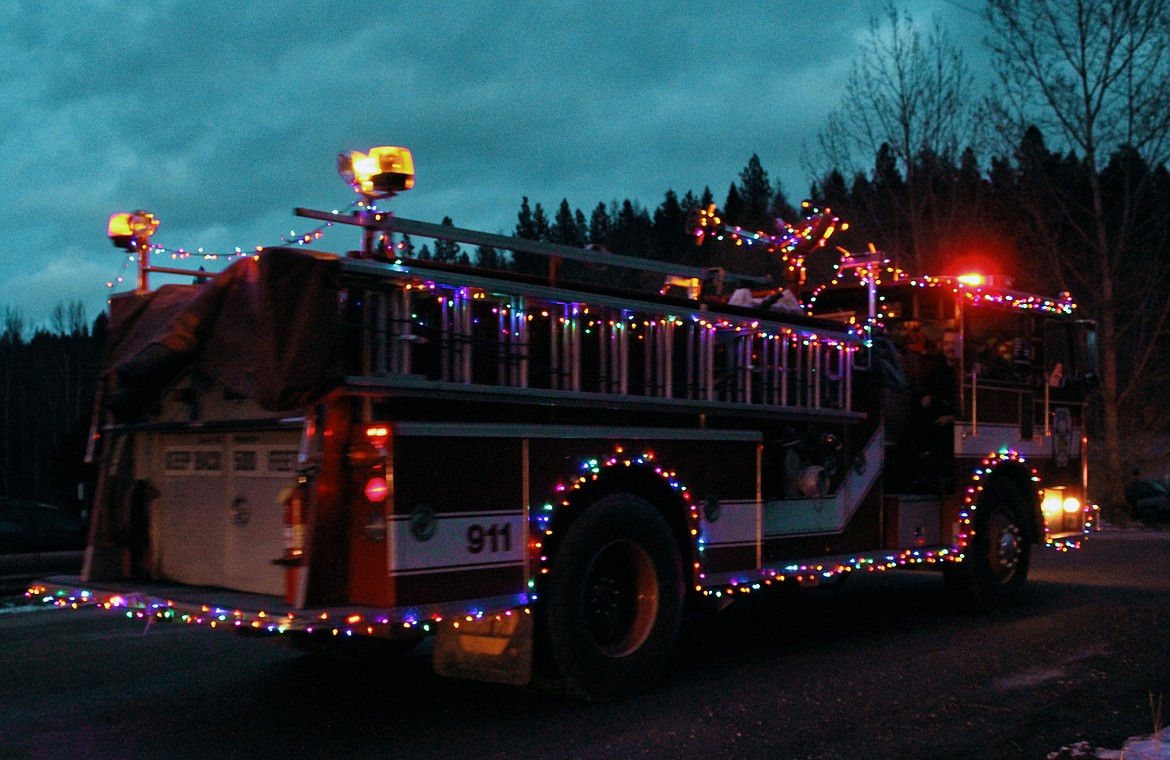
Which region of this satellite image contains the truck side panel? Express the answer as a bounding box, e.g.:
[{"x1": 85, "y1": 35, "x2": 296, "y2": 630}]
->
[{"x1": 347, "y1": 432, "x2": 527, "y2": 608}]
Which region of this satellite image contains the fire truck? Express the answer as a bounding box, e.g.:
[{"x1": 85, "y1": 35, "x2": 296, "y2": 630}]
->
[{"x1": 33, "y1": 147, "x2": 1097, "y2": 701}]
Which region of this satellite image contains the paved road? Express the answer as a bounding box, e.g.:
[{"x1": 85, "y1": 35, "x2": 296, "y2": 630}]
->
[{"x1": 3, "y1": 532, "x2": 1168, "y2": 759}]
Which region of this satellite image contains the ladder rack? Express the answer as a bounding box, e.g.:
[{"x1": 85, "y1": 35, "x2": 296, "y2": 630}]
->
[
  {"x1": 296, "y1": 206, "x2": 861, "y2": 420},
  {"x1": 337, "y1": 258, "x2": 860, "y2": 420}
]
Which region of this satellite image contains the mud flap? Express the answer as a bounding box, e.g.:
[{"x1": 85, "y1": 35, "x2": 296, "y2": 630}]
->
[{"x1": 433, "y1": 611, "x2": 533, "y2": 686}]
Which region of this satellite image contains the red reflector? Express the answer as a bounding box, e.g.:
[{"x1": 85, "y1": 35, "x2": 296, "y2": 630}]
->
[{"x1": 365, "y1": 477, "x2": 389, "y2": 502}]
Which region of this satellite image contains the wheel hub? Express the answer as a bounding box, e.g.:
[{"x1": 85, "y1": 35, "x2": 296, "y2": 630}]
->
[
  {"x1": 582, "y1": 539, "x2": 658, "y2": 657},
  {"x1": 987, "y1": 512, "x2": 1023, "y2": 581},
  {"x1": 586, "y1": 573, "x2": 630, "y2": 638}
]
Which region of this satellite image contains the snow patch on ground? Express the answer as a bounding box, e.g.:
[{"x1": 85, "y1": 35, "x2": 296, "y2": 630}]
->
[
  {"x1": 995, "y1": 646, "x2": 1111, "y2": 691},
  {"x1": 1047, "y1": 736, "x2": 1169, "y2": 759},
  {"x1": 994, "y1": 666, "x2": 1067, "y2": 690}
]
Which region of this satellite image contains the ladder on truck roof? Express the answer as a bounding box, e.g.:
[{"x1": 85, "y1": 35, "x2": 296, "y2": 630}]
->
[{"x1": 297, "y1": 207, "x2": 772, "y2": 289}]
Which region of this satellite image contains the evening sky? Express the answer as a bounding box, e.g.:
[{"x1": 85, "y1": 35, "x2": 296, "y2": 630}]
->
[{"x1": 0, "y1": 0, "x2": 984, "y2": 330}]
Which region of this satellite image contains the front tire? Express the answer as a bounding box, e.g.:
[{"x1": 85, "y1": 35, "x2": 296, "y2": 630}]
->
[
  {"x1": 543, "y1": 493, "x2": 685, "y2": 701},
  {"x1": 945, "y1": 479, "x2": 1032, "y2": 610}
]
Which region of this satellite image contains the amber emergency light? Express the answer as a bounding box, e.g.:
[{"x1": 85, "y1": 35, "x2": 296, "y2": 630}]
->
[
  {"x1": 108, "y1": 210, "x2": 163, "y2": 292},
  {"x1": 107, "y1": 210, "x2": 159, "y2": 251},
  {"x1": 107, "y1": 210, "x2": 210, "y2": 292},
  {"x1": 338, "y1": 146, "x2": 415, "y2": 199}
]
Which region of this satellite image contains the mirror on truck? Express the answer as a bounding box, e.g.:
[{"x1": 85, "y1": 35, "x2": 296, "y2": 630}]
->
[
  {"x1": 1075, "y1": 320, "x2": 1099, "y2": 391},
  {"x1": 1043, "y1": 318, "x2": 1099, "y2": 392}
]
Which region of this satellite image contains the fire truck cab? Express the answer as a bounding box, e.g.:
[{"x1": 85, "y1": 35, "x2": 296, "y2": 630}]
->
[{"x1": 808, "y1": 268, "x2": 1097, "y2": 603}]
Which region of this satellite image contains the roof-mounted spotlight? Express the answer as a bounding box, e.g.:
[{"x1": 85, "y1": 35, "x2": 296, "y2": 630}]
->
[
  {"x1": 108, "y1": 210, "x2": 164, "y2": 292},
  {"x1": 107, "y1": 210, "x2": 159, "y2": 250},
  {"x1": 338, "y1": 146, "x2": 415, "y2": 199}
]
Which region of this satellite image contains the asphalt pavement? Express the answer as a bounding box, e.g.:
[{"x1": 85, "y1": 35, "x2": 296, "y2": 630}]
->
[{"x1": 2, "y1": 530, "x2": 1168, "y2": 759}]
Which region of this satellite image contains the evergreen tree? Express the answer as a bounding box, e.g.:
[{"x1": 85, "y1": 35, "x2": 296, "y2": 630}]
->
[
  {"x1": 574, "y1": 209, "x2": 589, "y2": 245},
  {"x1": 737, "y1": 154, "x2": 774, "y2": 231},
  {"x1": 589, "y1": 202, "x2": 613, "y2": 250},
  {"x1": 605, "y1": 200, "x2": 655, "y2": 288},
  {"x1": 515, "y1": 197, "x2": 538, "y2": 239},
  {"x1": 0, "y1": 302, "x2": 101, "y2": 508},
  {"x1": 814, "y1": 169, "x2": 850, "y2": 210},
  {"x1": 475, "y1": 244, "x2": 505, "y2": 270},
  {"x1": 397, "y1": 233, "x2": 416, "y2": 258},
  {"x1": 532, "y1": 202, "x2": 551, "y2": 242},
  {"x1": 512, "y1": 197, "x2": 549, "y2": 275},
  {"x1": 723, "y1": 183, "x2": 743, "y2": 226},
  {"x1": 432, "y1": 217, "x2": 462, "y2": 263},
  {"x1": 610, "y1": 199, "x2": 653, "y2": 257},
  {"x1": 652, "y1": 189, "x2": 690, "y2": 264},
  {"x1": 771, "y1": 179, "x2": 798, "y2": 225},
  {"x1": 544, "y1": 199, "x2": 588, "y2": 282},
  {"x1": 551, "y1": 199, "x2": 586, "y2": 248}
]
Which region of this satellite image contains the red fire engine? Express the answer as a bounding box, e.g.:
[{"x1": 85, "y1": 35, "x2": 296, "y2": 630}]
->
[{"x1": 32, "y1": 147, "x2": 1097, "y2": 701}]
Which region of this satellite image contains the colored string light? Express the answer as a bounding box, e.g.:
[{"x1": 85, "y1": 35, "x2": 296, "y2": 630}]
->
[
  {"x1": 27, "y1": 582, "x2": 530, "y2": 639},
  {"x1": 104, "y1": 200, "x2": 368, "y2": 289},
  {"x1": 28, "y1": 445, "x2": 1096, "y2": 627},
  {"x1": 533, "y1": 449, "x2": 700, "y2": 597},
  {"x1": 688, "y1": 201, "x2": 844, "y2": 286},
  {"x1": 807, "y1": 264, "x2": 1078, "y2": 319}
]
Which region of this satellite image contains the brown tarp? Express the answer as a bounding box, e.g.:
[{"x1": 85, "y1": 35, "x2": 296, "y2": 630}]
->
[{"x1": 103, "y1": 247, "x2": 342, "y2": 420}]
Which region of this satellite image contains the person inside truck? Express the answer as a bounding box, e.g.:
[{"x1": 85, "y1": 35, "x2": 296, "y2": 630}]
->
[{"x1": 907, "y1": 329, "x2": 957, "y2": 491}]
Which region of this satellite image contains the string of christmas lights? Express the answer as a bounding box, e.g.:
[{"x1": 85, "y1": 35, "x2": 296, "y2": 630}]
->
[
  {"x1": 103, "y1": 200, "x2": 368, "y2": 289},
  {"x1": 701, "y1": 545, "x2": 959, "y2": 599},
  {"x1": 688, "y1": 201, "x2": 844, "y2": 284},
  {"x1": 956, "y1": 448, "x2": 1096, "y2": 555},
  {"x1": 699, "y1": 446, "x2": 1096, "y2": 600},
  {"x1": 955, "y1": 449, "x2": 1035, "y2": 558},
  {"x1": 806, "y1": 263, "x2": 1078, "y2": 319},
  {"x1": 27, "y1": 445, "x2": 1097, "y2": 630},
  {"x1": 531, "y1": 449, "x2": 702, "y2": 597},
  {"x1": 423, "y1": 278, "x2": 862, "y2": 349},
  {"x1": 27, "y1": 582, "x2": 532, "y2": 639}
]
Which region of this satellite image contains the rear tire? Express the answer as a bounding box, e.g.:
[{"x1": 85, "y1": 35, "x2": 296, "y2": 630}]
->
[
  {"x1": 544, "y1": 493, "x2": 685, "y2": 702},
  {"x1": 945, "y1": 479, "x2": 1032, "y2": 610}
]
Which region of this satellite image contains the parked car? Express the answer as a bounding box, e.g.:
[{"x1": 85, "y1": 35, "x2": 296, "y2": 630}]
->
[
  {"x1": 0, "y1": 499, "x2": 87, "y2": 580},
  {"x1": 1125, "y1": 478, "x2": 1170, "y2": 527}
]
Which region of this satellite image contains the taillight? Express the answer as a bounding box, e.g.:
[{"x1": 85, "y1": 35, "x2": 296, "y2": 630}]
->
[
  {"x1": 365, "y1": 425, "x2": 390, "y2": 447},
  {"x1": 365, "y1": 477, "x2": 389, "y2": 502},
  {"x1": 351, "y1": 422, "x2": 391, "y2": 505}
]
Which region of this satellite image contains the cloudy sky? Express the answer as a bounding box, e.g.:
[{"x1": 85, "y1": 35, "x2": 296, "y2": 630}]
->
[{"x1": 1, "y1": 0, "x2": 985, "y2": 332}]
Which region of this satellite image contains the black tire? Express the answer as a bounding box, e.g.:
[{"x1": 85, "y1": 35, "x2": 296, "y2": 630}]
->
[
  {"x1": 945, "y1": 479, "x2": 1032, "y2": 610},
  {"x1": 543, "y1": 493, "x2": 685, "y2": 702}
]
